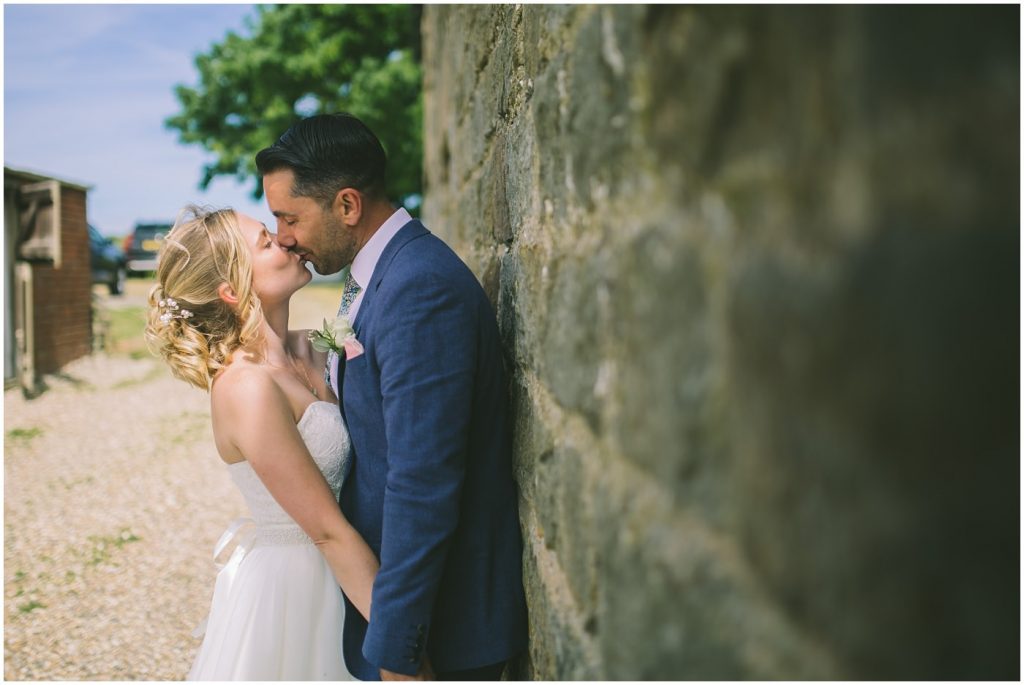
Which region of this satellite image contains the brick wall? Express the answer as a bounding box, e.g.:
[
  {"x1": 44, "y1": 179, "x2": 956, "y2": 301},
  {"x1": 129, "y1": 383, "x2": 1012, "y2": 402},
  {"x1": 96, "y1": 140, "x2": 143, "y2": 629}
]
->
[
  {"x1": 421, "y1": 5, "x2": 1018, "y2": 680},
  {"x1": 30, "y1": 185, "x2": 92, "y2": 374}
]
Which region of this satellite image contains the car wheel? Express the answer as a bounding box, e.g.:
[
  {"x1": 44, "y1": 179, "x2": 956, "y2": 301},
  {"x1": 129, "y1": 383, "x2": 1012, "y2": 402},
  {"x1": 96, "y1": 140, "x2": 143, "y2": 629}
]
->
[{"x1": 109, "y1": 266, "x2": 126, "y2": 295}]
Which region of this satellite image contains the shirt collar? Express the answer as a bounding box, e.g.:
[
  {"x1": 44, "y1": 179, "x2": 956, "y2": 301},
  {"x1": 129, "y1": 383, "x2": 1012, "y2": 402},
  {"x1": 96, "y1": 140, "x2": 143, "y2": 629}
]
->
[{"x1": 350, "y1": 207, "x2": 412, "y2": 290}]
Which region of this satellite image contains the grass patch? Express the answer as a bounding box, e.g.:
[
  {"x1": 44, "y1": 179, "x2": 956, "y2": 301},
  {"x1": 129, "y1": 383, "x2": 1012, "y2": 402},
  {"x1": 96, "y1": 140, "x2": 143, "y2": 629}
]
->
[
  {"x1": 107, "y1": 306, "x2": 151, "y2": 358},
  {"x1": 17, "y1": 600, "x2": 45, "y2": 614},
  {"x1": 54, "y1": 475, "x2": 96, "y2": 491},
  {"x1": 6, "y1": 427, "x2": 42, "y2": 442},
  {"x1": 112, "y1": 363, "x2": 166, "y2": 389},
  {"x1": 158, "y1": 411, "x2": 210, "y2": 445},
  {"x1": 87, "y1": 528, "x2": 142, "y2": 566}
]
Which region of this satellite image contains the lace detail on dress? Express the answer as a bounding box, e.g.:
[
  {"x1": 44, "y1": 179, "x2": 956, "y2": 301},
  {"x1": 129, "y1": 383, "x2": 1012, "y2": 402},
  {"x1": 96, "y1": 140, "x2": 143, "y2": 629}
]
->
[
  {"x1": 227, "y1": 401, "x2": 350, "y2": 547},
  {"x1": 254, "y1": 523, "x2": 316, "y2": 546}
]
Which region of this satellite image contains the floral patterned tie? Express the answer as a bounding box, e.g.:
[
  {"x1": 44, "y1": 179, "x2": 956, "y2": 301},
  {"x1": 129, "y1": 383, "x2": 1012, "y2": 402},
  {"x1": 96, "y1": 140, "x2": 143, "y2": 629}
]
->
[{"x1": 325, "y1": 271, "x2": 362, "y2": 386}]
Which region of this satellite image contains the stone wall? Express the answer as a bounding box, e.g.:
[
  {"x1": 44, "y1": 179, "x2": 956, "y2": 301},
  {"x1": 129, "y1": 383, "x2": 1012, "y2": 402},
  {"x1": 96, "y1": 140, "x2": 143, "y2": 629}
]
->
[{"x1": 421, "y1": 5, "x2": 1018, "y2": 680}]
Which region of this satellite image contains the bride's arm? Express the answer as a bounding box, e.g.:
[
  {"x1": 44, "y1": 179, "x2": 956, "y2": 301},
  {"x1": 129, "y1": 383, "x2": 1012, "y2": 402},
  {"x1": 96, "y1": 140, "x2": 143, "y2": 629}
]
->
[{"x1": 213, "y1": 368, "x2": 378, "y2": 620}]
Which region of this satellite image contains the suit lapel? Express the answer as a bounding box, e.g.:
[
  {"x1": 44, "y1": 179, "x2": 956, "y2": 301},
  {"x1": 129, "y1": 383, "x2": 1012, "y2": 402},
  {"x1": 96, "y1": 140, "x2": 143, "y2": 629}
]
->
[{"x1": 352, "y1": 219, "x2": 428, "y2": 336}]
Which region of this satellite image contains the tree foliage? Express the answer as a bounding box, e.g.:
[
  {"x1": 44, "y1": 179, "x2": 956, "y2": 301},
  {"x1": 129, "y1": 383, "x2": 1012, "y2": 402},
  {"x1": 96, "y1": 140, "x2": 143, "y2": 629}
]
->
[{"x1": 166, "y1": 4, "x2": 423, "y2": 202}]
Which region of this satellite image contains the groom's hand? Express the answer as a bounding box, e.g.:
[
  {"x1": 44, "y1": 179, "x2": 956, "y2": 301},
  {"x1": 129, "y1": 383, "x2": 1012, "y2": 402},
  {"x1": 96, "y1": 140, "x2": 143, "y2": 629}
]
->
[
  {"x1": 379, "y1": 667, "x2": 428, "y2": 681},
  {"x1": 380, "y1": 657, "x2": 435, "y2": 681},
  {"x1": 379, "y1": 668, "x2": 418, "y2": 681}
]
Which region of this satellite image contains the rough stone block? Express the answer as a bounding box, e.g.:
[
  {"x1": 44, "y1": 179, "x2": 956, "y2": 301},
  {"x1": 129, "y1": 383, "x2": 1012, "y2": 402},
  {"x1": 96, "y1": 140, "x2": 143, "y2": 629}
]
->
[
  {"x1": 592, "y1": 467, "x2": 838, "y2": 680},
  {"x1": 495, "y1": 250, "x2": 520, "y2": 362},
  {"x1": 519, "y1": 542, "x2": 600, "y2": 680},
  {"x1": 530, "y1": 52, "x2": 573, "y2": 227},
  {"x1": 508, "y1": 376, "x2": 552, "y2": 491},
  {"x1": 550, "y1": 442, "x2": 599, "y2": 622},
  {"x1": 539, "y1": 252, "x2": 606, "y2": 429},
  {"x1": 562, "y1": 6, "x2": 638, "y2": 209},
  {"x1": 503, "y1": 113, "x2": 537, "y2": 241},
  {"x1": 604, "y1": 226, "x2": 718, "y2": 492},
  {"x1": 504, "y1": 243, "x2": 551, "y2": 372}
]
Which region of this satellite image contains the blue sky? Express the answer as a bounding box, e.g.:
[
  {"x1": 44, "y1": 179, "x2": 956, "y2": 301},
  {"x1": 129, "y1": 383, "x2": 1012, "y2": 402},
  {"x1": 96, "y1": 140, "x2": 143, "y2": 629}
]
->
[{"x1": 5, "y1": 3, "x2": 271, "y2": 236}]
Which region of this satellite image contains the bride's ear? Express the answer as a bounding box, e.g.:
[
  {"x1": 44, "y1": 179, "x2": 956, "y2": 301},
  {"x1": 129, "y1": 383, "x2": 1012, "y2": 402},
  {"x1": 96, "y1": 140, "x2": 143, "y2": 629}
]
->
[{"x1": 217, "y1": 282, "x2": 239, "y2": 307}]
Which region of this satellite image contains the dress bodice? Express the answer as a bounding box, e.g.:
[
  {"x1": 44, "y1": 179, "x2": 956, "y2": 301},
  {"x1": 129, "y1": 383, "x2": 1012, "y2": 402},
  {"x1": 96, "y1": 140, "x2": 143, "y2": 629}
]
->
[{"x1": 228, "y1": 401, "x2": 350, "y2": 545}]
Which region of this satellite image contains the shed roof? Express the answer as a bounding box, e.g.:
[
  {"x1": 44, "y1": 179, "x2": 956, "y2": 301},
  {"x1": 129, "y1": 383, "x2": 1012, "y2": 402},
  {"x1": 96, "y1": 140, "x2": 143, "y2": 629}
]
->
[{"x1": 4, "y1": 165, "x2": 93, "y2": 192}]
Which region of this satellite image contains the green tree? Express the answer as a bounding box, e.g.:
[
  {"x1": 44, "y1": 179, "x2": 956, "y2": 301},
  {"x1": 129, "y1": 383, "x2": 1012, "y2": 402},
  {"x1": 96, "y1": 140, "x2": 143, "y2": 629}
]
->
[{"x1": 166, "y1": 4, "x2": 423, "y2": 204}]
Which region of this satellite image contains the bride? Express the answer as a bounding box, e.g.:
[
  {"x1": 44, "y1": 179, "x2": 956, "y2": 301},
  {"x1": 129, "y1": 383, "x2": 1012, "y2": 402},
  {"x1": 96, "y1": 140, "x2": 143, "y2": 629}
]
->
[{"x1": 145, "y1": 205, "x2": 376, "y2": 680}]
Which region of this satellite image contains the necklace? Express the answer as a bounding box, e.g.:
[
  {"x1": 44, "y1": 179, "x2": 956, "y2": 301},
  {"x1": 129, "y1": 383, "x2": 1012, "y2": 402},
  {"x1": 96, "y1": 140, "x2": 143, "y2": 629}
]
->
[
  {"x1": 292, "y1": 357, "x2": 318, "y2": 399},
  {"x1": 268, "y1": 351, "x2": 318, "y2": 399}
]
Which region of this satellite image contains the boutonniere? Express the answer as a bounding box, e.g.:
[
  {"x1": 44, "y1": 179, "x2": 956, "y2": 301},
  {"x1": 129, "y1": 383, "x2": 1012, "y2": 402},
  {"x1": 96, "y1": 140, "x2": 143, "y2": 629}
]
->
[{"x1": 308, "y1": 316, "x2": 365, "y2": 360}]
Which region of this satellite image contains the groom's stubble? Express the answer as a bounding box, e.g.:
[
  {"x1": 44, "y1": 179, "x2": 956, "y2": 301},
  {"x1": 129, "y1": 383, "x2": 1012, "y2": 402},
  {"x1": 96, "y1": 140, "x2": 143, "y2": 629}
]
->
[{"x1": 313, "y1": 208, "x2": 359, "y2": 276}]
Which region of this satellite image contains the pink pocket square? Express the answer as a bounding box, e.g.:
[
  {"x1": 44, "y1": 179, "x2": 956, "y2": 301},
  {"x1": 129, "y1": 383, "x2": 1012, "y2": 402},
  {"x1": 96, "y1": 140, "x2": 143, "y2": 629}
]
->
[{"x1": 343, "y1": 337, "x2": 365, "y2": 361}]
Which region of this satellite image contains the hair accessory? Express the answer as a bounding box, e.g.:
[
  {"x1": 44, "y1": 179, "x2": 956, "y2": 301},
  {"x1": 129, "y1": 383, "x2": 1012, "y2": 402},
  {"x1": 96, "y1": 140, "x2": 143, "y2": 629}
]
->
[{"x1": 159, "y1": 297, "x2": 194, "y2": 323}]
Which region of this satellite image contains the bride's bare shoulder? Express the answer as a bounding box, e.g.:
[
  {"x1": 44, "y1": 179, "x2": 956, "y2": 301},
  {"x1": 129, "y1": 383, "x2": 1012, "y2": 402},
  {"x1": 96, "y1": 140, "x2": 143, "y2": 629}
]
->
[
  {"x1": 211, "y1": 359, "x2": 278, "y2": 413},
  {"x1": 208, "y1": 359, "x2": 288, "y2": 464}
]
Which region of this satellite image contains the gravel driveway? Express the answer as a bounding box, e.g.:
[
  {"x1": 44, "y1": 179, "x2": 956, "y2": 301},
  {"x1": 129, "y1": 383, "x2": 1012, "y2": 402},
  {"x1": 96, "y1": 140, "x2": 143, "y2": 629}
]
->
[{"x1": 4, "y1": 278, "x2": 344, "y2": 680}]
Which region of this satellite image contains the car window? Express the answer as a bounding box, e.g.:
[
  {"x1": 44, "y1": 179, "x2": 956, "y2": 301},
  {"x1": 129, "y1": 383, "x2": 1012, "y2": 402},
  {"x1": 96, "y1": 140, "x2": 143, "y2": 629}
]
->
[
  {"x1": 90, "y1": 228, "x2": 114, "y2": 250},
  {"x1": 132, "y1": 224, "x2": 172, "y2": 254},
  {"x1": 132, "y1": 224, "x2": 172, "y2": 239}
]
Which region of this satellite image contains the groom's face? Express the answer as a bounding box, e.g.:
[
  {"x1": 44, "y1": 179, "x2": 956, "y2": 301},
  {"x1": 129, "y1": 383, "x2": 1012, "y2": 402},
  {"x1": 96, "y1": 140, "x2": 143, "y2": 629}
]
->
[{"x1": 263, "y1": 168, "x2": 357, "y2": 275}]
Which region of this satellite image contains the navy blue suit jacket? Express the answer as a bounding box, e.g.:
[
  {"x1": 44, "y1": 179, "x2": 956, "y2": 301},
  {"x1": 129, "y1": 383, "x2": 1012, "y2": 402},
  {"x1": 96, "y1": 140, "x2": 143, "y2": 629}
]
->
[{"x1": 338, "y1": 219, "x2": 527, "y2": 679}]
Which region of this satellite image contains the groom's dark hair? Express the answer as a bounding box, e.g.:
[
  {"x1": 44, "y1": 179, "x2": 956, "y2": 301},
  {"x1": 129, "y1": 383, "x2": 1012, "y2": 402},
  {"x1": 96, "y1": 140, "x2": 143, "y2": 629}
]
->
[{"x1": 255, "y1": 113, "x2": 388, "y2": 208}]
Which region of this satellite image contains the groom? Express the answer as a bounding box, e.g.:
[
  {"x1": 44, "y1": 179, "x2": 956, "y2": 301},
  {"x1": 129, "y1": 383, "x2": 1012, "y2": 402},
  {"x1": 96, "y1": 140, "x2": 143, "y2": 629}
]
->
[{"x1": 256, "y1": 114, "x2": 528, "y2": 680}]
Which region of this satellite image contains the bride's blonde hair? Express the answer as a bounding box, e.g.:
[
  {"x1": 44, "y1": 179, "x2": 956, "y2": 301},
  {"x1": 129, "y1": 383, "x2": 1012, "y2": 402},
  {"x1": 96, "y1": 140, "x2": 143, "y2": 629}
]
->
[{"x1": 145, "y1": 205, "x2": 265, "y2": 390}]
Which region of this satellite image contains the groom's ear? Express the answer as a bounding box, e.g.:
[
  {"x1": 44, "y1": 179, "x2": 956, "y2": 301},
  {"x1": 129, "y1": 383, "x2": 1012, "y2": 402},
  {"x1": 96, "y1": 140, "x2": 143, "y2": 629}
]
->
[{"x1": 333, "y1": 188, "x2": 362, "y2": 227}]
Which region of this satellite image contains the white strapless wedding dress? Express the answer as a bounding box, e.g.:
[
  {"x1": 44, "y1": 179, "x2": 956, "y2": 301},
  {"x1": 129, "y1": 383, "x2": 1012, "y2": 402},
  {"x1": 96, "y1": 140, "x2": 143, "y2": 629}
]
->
[{"x1": 188, "y1": 401, "x2": 353, "y2": 681}]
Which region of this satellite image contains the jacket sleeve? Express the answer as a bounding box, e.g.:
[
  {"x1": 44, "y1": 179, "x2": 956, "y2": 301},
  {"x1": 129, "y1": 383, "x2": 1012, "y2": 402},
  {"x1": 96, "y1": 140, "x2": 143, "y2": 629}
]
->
[{"x1": 361, "y1": 269, "x2": 477, "y2": 674}]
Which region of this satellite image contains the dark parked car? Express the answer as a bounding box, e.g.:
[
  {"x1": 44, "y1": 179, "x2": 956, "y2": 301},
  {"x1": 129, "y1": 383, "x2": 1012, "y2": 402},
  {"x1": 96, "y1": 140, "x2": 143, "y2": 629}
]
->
[
  {"x1": 89, "y1": 224, "x2": 127, "y2": 295},
  {"x1": 124, "y1": 221, "x2": 172, "y2": 275}
]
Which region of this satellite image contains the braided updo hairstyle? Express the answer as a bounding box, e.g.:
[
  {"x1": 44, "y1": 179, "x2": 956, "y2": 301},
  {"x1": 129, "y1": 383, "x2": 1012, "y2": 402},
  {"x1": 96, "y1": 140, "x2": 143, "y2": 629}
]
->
[{"x1": 145, "y1": 205, "x2": 266, "y2": 390}]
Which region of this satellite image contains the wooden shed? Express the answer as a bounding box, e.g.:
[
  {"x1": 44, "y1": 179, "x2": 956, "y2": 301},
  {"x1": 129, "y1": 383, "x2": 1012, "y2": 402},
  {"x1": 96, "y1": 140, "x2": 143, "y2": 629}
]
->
[{"x1": 4, "y1": 166, "x2": 93, "y2": 392}]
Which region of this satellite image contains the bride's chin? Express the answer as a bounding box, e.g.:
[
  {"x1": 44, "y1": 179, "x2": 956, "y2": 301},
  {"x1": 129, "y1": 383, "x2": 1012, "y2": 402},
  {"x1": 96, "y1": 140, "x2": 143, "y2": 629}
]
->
[{"x1": 288, "y1": 271, "x2": 312, "y2": 294}]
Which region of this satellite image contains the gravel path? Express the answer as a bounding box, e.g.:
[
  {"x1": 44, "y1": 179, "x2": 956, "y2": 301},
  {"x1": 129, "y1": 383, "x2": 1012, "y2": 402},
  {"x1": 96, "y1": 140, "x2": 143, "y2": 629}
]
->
[
  {"x1": 4, "y1": 279, "x2": 344, "y2": 680},
  {"x1": 5, "y1": 354, "x2": 244, "y2": 680}
]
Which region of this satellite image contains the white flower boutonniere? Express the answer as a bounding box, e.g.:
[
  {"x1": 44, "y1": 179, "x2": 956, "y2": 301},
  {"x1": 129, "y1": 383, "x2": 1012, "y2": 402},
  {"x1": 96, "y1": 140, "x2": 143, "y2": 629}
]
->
[{"x1": 308, "y1": 316, "x2": 365, "y2": 360}]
